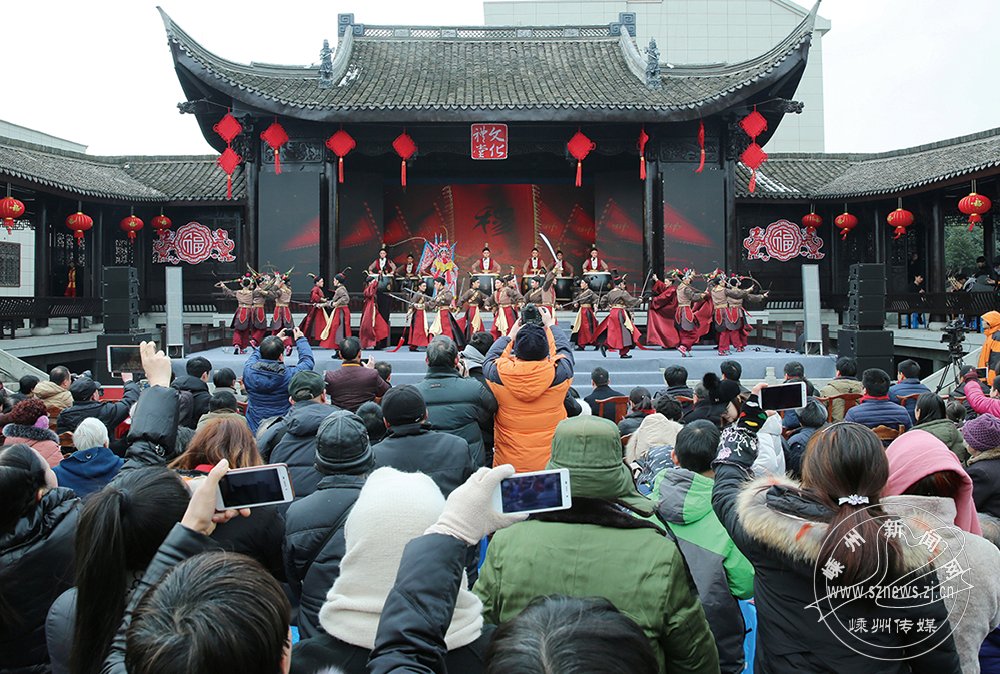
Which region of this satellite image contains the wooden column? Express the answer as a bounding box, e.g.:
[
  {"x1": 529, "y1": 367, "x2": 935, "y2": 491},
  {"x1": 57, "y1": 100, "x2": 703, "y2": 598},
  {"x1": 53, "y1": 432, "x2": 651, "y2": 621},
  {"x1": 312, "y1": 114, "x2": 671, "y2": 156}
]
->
[
  {"x1": 928, "y1": 194, "x2": 945, "y2": 295},
  {"x1": 323, "y1": 159, "x2": 338, "y2": 279},
  {"x1": 33, "y1": 199, "x2": 50, "y2": 329},
  {"x1": 91, "y1": 207, "x2": 104, "y2": 298},
  {"x1": 643, "y1": 157, "x2": 655, "y2": 274},
  {"x1": 245, "y1": 159, "x2": 259, "y2": 271}
]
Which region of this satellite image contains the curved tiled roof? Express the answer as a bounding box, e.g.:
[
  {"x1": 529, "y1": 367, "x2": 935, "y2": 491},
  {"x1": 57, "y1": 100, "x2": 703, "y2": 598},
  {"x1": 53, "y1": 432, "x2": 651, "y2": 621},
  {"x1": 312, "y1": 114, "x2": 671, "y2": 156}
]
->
[
  {"x1": 737, "y1": 127, "x2": 1000, "y2": 200},
  {"x1": 0, "y1": 137, "x2": 246, "y2": 202},
  {"x1": 159, "y1": 5, "x2": 818, "y2": 123}
]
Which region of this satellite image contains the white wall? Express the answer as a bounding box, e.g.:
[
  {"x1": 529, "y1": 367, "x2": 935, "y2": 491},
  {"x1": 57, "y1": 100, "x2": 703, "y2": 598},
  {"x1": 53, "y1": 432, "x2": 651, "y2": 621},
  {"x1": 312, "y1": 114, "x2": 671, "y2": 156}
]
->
[
  {"x1": 484, "y1": 0, "x2": 830, "y2": 152},
  {"x1": 1, "y1": 227, "x2": 35, "y2": 297}
]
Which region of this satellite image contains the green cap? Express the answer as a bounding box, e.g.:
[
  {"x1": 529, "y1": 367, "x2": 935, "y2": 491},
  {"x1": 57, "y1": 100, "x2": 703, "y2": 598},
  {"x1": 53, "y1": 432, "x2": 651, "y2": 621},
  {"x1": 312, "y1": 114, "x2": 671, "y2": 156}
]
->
[{"x1": 289, "y1": 370, "x2": 324, "y2": 402}]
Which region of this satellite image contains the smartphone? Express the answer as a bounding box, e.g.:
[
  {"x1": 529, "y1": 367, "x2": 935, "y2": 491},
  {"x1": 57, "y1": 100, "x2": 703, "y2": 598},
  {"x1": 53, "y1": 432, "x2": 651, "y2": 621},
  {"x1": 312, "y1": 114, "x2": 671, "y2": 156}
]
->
[
  {"x1": 977, "y1": 367, "x2": 989, "y2": 379},
  {"x1": 492, "y1": 468, "x2": 571, "y2": 515},
  {"x1": 759, "y1": 381, "x2": 808, "y2": 412},
  {"x1": 215, "y1": 464, "x2": 295, "y2": 510},
  {"x1": 283, "y1": 328, "x2": 295, "y2": 337},
  {"x1": 107, "y1": 345, "x2": 145, "y2": 377}
]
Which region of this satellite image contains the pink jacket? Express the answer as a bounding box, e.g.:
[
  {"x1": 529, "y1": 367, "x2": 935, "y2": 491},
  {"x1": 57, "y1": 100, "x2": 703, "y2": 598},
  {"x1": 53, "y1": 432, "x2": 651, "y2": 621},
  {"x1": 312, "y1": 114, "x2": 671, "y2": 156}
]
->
[
  {"x1": 884, "y1": 429, "x2": 982, "y2": 535},
  {"x1": 2, "y1": 424, "x2": 63, "y2": 468},
  {"x1": 964, "y1": 380, "x2": 1000, "y2": 417}
]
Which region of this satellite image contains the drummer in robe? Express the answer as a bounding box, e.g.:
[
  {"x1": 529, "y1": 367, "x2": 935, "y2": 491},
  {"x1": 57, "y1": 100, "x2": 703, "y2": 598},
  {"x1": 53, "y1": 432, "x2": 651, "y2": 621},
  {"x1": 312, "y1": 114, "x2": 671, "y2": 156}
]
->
[
  {"x1": 645, "y1": 271, "x2": 681, "y2": 349},
  {"x1": 427, "y1": 277, "x2": 466, "y2": 348},
  {"x1": 457, "y1": 276, "x2": 488, "y2": 338},
  {"x1": 676, "y1": 269, "x2": 709, "y2": 358},
  {"x1": 268, "y1": 273, "x2": 296, "y2": 355},
  {"x1": 596, "y1": 274, "x2": 642, "y2": 359},
  {"x1": 474, "y1": 244, "x2": 501, "y2": 274},
  {"x1": 395, "y1": 279, "x2": 431, "y2": 351},
  {"x1": 367, "y1": 244, "x2": 396, "y2": 328},
  {"x1": 582, "y1": 245, "x2": 609, "y2": 273},
  {"x1": 491, "y1": 273, "x2": 522, "y2": 338},
  {"x1": 523, "y1": 270, "x2": 558, "y2": 323},
  {"x1": 565, "y1": 277, "x2": 599, "y2": 351},
  {"x1": 216, "y1": 274, "x2": 255, "y2": 354},
  {"x1": 394, "y1": 252, "x2": 419, "y2": 280},
  {"x1": 299, "y1": 274, "x2": 327, "y2": 345},
  {"x1": 725, "y1": 275, "x2": 768, "y2": 353},
  {"x1": 359, "y1": 275, "x2": 390, "y2": 350},
  {"x1": 553, "y1": 249, "x2": 573, "y2": 278},
  {"x1": 320, "y1": 273, "x2": 351, "y2": 350},
  {"x1": 522, "y1": 247, "x2": 547, "y2": 280}
]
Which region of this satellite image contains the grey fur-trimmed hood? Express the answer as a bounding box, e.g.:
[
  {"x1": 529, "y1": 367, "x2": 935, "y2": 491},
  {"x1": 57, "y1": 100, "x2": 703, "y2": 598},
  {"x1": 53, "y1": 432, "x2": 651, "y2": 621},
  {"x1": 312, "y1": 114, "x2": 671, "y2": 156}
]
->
[{"x1": 2, "y1": 423, "x2": 59, "y2": 444}]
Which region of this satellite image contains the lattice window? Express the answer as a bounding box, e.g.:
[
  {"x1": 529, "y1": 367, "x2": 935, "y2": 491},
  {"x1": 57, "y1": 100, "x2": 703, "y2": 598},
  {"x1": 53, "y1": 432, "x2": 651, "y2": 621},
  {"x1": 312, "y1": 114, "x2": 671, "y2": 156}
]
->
[{"x1": 0, "y1": 242, "x2": 20, "y2": 287}]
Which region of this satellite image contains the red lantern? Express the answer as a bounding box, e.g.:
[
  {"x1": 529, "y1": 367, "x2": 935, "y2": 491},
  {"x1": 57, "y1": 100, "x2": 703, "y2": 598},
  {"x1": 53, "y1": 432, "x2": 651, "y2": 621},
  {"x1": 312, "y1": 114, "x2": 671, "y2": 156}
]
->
[
  {"x1": 801, "y1": 212, "x2": 823, "y2": 235},
  {"x1": 326, "y1": 129, "x2": 356, "y2": 183},
  {"x1": 0, "y1": 196, "x2": 25, "y2": 235},
  {"x1": 260, "y1": 120, "x2": 289, "y2": 174},
  {"x1": 886, "y1": 207, "x2": 914, "y2": 240},
  {"x1": 834, "y1": 211, "x2": 858, "y2": 241},
  {"x1": 392, "y1": 132, "x2": 417, "y2": 187},
  {"x1": 66, "y1": 211, "x2": 93, "y2": 246},
  {"x1": 120, "y1": 214, "x2": 144, "y2": 243},
  {"x1": 151, "y1": 213, "x2": 172, "y2": 232},
  {"x1": 567, "y1": 130, "x2": 596, "y2": 187},
  {"x1": 217, "y1": 147, "x2": 242, "y2": 200},
  {"x1": 637, "y1": 127, "x2": 649, "y2": 180},
  {"x1": 960, "y1": 192, "x2": 992, "y2": 232}
]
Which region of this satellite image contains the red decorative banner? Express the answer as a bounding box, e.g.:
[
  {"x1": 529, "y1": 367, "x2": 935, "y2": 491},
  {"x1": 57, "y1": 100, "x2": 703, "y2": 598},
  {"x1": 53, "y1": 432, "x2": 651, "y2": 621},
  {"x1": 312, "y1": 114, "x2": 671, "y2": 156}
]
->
[
  {"x1": 153, "y1": 221, "x2": 236, "y2": 264},
  {"x1": 743, "y1": 219, "x2": 824, "y2": 262},
  {"x1": 471, "y1": 123, "x2": 508, "y2": 160}
]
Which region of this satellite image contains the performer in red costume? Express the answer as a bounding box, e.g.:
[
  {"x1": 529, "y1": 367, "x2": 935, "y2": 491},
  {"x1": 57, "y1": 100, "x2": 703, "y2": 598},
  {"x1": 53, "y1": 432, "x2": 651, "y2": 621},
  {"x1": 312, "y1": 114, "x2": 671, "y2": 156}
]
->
[
  {"x1": 319, "y1": 273, "x2": 351, "y2": 350},
  {"x1": 523, "y1": 270, "x2": 557, "y2": 323},
  {"x1": 490, "y1": 273, "x2": 522, "y2": 338},
  {"x1": 675, "y1": 269, "x2": 709, "y2": 358},
  {"x1": 474, "y1": 244, "x2": 501, "y2": 273},
  {"x1": 359, "y1": 276, "x2": 390, "y2": 349},
  {"x1": 581, "y1": 245, "x2": 609, "y2": 273},
  {"x1": 216, "y1": 275, "x2": 255, "y2": 354},
  {"x1": 394, "y1": 279, "x2": 431, "y2": 351},
  {"x1": 708, "y1": 270, "x2": 739, "y2": 356},
  {"x1": 248, "y1": 280, "x2": 270, "y2": 347},
  {"x1": 268, "y1": 274, "x2": 295, "y2": 355},
  {"x1": 457, "y1": 276, "x2": 487, "y2": 338},
  {"x1": 299, "y1": 274, "x2": 327, "y2": 345},
  {"x1": 645, "y1": 271, "x2": 681, "y2": 349},
  {"x1": 725, "y1": 275, "x2": 768, "y2": 352},
  {"x1": 565, "y1": 277, "x2": 599, "y2": 350},
  {"x1": 596, "y1": 274, "x2": 642, "y2": 359},
  {"x1": 427, "y1": 277, "x2": 466, "y2": 348}
]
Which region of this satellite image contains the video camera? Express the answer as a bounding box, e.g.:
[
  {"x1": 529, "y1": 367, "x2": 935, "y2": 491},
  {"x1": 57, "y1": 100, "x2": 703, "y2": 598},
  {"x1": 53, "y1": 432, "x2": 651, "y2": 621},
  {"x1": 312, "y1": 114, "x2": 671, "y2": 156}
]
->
[{"x1": 941, "y1": 319, "x2": 967, "y2": 357}]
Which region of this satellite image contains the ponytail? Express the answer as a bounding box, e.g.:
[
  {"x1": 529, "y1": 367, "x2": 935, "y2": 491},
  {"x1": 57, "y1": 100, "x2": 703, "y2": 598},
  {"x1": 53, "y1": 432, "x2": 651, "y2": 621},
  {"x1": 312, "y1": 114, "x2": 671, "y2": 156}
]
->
[
  {"x1": 0, "y1": 444, "x2": 47, "y2": 630},
  {"x1": 70, "y1": 468, "x2": 189, "y2": 674}
]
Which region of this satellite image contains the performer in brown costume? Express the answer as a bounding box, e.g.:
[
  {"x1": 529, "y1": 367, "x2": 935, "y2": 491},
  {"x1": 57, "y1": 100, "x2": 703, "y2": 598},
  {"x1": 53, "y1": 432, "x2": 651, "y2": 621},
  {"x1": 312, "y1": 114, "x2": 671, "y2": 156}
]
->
[
  {"x1": 675, "y1": 269, "x2": 709, "y2": 357},
  {"x1": 217, "y1": 274, "x2": 255, "y2": 354},
  {"x1": 596, "y1": 274, "x2": 643, "y2": 359},
  {"x1": 457, "y1": 276, "x2": 488, "y2": 339},
  {"x1": 565, "y1": 277, "x2": 599, "y2": 350},
  {"x1": 319, "y1": 273, "x2": 351, "y2": 351}
]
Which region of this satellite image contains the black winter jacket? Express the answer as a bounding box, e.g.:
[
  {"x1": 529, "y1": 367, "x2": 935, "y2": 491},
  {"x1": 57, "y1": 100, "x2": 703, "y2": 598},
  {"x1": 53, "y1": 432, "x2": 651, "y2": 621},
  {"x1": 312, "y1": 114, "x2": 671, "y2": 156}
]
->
[
  {"x1": 262, "y1": 400, "x2": 340, "y2": 500},
  {"x1": 374, "y1": 423, "x2": 476, "y2": 497},
  {"x1": 120, "y1": 385, "x2": 181, "y2": 471},
  {"x1": 0, "y1": 488, "x2": 80, "y2": 673},
  {"x1": 413, "y1": 366, "x2": 495, "y2": 466},
  {"x1": 283, "y1": 473, "x2": 366, "y2": 639},
  {"x1": 712, "y1": 403, "x2": 960, "y2": 674},
  {"x1": 56, "y1": 381, "x2": 140, "y2": 434},
  {"x1": 967, "y1": 448, "x2": 1000, "y2": 519},
  {"x1": 169, "y1": 375, "x2": 211, "y2": 428}
]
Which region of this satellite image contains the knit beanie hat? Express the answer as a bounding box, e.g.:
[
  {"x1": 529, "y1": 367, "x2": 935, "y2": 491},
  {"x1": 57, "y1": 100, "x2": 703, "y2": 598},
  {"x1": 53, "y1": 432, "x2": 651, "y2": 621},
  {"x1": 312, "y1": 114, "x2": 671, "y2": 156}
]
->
[
  {"x1": 380, "y1": 385, "x2": 426, "y2": 426},
  {"x1": 962, "y1": 413, "x2": 1000, "y2": 452},
  {"x1": 318, "y1": 467, "x2": 483, "y2": 650},
  {"x1": 513, "y1": 323, "x2": 549, "y2": 361},
  {"x1": 315, "y1": 410, "x2": 374, "y2": 475}
]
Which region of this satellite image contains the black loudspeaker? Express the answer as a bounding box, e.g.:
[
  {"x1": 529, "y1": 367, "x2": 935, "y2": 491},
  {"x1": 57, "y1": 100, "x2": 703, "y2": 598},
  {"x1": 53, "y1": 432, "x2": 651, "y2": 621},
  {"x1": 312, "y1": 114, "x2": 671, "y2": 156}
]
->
[
  {"x1": 838, "y1": 328, "x2": 894, "y2": 374},
  {"x1": 95, "y1": 332, "x2": 157, "y2": 385},
  {"x1": 846, "y1": 310, "x2": 885, "y2": 329},
  {"x1": 104, "y1": 266, "x2": 138, "y2": 286},
  {"x1": 849, "y1": 263, "x2": 885, "y2": 281},
  {"x1": 848, "y1": 295, "x2": 885, "y2": 312},
  {"x1": 848, "y1": 278, "x2": 886, "y2": 296},
  {"x1": 104, "y1": 314, "x2": 139, "y2": 333},
  {"x1": 102, "y1": 298, "x2": 140, "y2": 315}
]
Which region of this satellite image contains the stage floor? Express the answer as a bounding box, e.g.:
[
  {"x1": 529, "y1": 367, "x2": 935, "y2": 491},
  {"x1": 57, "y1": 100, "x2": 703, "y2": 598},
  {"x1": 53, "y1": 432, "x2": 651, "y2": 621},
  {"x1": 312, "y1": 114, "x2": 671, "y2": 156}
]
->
[{"x1": 178, "y1": 343, "x2": 837, "y2": 398}]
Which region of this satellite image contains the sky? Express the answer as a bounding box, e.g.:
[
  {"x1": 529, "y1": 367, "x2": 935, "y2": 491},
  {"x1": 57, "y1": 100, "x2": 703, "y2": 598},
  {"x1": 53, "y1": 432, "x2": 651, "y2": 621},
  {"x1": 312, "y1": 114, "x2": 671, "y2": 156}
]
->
[{"x1": 1, "y1": 0, "x2": 997, "y2": 156}]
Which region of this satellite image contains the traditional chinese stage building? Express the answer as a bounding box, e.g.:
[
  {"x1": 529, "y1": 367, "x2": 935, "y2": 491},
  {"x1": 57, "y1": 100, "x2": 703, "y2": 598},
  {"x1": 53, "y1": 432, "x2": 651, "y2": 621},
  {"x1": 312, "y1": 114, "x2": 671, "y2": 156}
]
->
[{"x1": 1, "y1": 4, "x2": 998, "y2": 347}]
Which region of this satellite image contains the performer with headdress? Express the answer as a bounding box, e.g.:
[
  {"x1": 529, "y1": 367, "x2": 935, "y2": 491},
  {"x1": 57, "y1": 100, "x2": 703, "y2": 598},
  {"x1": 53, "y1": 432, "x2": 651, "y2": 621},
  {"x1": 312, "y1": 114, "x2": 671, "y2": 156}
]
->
[
  {"x1": 523, "y1": 270, "x2": 557, "y2": 323},
  {"x1": 457, "y1": 275, "x2": 488, "y2": 338},
  {"x1": 522, "y1": 246, "x2": 547, "y2": 277},
  {"x1": 582, "y1": 245, "x2": 609, "y2": 273},
  {"x1": 645, "y1": 270, "x2": 681, "y2": 349},
  {"x1": 565, "y1": 276, "x2": 599, "y2": 350},
  {"x1": 268, "y1": 272, "x2": 296, "y2": 355},
  {"x1": 490, "y1": 272, "x2": 523, "y2": 338},
  {"x1": 708, "y1": 269, "x2": 738, "y2": 356},
  {"x1": 553, "y1": 249, "x2": 573, "y2": 278},
  {"x1": 216, "y1": 274, "x2": 256, "y2": 354},
  {"x1": 394, "y1": 279, "x2": 431, "y2": 352},
  {"x1": 319, "y1": 272, "x2": 351, "y2": 350},
  {"x1": 394, "y1": 252, "x2": 419, "y2": 280},
  {"x1": 595, "y1": 273, "x2": 642, "y2": 359},
  {"x1": 676, "y1": 269, "x2": 709, "y2": 357},
  {"x1": 725, "y1": 274, "x2": 768, "y2": 352},
  {"x1": 359, "y1": 275, "x2": 390, "y2": 350},
  {"x1": 249, "y1": 276, "x2": 271, "y2": 347},
  {"x1": 474, "y1": 244, "x2": 501, "y2": 273},
  {"x1": 368, "y1": 243, "x2": 396, "y2": 331},
  {"x1": 427, "y1": 277, "x2": 466, "y2": 348},
  {"x1": 299, "y1": 274, "x2": 327, "y2": 345}
]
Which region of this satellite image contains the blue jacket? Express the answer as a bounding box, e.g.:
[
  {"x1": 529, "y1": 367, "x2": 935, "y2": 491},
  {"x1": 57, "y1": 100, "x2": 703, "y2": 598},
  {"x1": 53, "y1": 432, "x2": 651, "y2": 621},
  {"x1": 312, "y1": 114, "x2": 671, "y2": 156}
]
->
[
  {"x1": 52, "y1": 446, "x2": 124, "y2": 499},
  {"x1": 243, "y1": 338, "x2": 315, "y2": 432},
  {"x1": 844, "y1": 398, "x2": 912, "y2": 431},
  {"x1": 888, "y1": 378, "x2": 931, "y2": 424}
]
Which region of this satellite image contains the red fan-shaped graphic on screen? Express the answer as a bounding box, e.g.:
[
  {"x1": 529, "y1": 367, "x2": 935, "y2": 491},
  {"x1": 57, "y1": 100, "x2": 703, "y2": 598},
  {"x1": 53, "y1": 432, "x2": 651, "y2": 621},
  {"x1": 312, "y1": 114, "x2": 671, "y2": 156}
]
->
[{"x1": 663, "y1": 203, "x2": 713, "y2": 247}]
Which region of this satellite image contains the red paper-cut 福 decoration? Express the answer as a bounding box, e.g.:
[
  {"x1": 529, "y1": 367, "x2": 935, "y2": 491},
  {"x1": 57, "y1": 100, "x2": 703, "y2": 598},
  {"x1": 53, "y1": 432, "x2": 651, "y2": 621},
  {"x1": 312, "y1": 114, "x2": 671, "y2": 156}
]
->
[
  {"x1": 695, "y1": 119, "x2": 705, "y2": 173},
  {"x1": 567, "y1": 130, "x2": 596, "y2": 187},
  {"x1": 326, "y1": 129, "x2": 356, "y2": 183},
  {"x1": 260, "y1": 120, "x2": 289, "y2": 174},
  {"x1": 66, "y1": 211, "x2": 93, "y2": 246},
  {"x1": 637, "y1": 127, "x2": 649, "y2": 180},
  {"x1": 120, "y1": 214, "x2": 144, "y2": 243},
  {"x1": 393, "y1": 132, "x2": 417, "y2": 187},
  {"x1": 0, "y1": 196, "x2": 25, "y2": 235}
]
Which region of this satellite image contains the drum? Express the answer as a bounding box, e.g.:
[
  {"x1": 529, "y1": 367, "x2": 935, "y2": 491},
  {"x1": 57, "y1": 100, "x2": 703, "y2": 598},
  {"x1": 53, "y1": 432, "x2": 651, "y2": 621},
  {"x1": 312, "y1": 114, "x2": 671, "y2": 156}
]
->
[
  {"x1": 585, "y1": 271, "x2": 611, "y2": 293},
  {"x1": 472, "y1": 273, "x2": 498, "y2": 292},
  {"x1": 366, "y1": 273, "x2": 393, "y2": 292},
  {"x1": 554, "y1": 276, "x2": 574, "y2": 301}
]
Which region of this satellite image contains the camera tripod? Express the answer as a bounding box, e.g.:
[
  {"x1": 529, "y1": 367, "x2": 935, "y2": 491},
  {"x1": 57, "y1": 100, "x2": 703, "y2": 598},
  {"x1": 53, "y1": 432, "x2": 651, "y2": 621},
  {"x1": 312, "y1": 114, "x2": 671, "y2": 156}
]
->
[{"x1": 935, "y1": 348, "x2": 968, "y2": 394}]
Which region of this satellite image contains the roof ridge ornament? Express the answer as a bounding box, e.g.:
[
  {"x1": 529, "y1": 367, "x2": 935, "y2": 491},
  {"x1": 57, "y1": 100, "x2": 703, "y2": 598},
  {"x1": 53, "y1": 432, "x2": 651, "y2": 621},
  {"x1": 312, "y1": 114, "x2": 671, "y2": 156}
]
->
[
  {"x1": 318, "y1": 39, "x2": 333, "y2": 89},
  {"x1": 645, "y1": 39, "x2": 662, "y2": 90}
]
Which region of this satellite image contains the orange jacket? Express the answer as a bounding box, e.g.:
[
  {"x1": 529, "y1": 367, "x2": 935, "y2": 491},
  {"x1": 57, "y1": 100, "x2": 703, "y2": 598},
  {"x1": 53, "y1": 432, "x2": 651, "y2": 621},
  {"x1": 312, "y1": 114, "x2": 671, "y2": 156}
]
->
[{"x1": 979, "y1": 311, "x2": 1000, "y2": 385}]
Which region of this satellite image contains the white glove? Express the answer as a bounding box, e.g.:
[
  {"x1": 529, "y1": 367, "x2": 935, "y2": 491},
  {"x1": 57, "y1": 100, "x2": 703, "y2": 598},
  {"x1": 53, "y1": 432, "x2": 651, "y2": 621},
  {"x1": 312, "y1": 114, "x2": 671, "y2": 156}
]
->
[{"x1": 426, "y1": 464, "x2": 527, "y2": 544}]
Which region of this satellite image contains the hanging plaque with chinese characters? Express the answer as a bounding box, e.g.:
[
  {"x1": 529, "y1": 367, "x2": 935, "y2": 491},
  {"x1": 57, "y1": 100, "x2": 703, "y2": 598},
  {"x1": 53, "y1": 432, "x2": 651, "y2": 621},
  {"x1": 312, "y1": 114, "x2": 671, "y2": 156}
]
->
[{"x1": 471, "y1": 123, "x2": 508, "y2": 160}]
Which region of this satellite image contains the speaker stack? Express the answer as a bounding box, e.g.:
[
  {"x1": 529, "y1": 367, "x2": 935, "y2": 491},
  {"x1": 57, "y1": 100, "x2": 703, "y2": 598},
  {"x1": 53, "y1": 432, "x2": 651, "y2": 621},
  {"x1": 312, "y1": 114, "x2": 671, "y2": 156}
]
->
[
  {"x1": 97, "y1": 267, "x2": 155, "y2": 384},
  {"x1": 838, "y1": 263, "x2": 894, "y2": 374}
]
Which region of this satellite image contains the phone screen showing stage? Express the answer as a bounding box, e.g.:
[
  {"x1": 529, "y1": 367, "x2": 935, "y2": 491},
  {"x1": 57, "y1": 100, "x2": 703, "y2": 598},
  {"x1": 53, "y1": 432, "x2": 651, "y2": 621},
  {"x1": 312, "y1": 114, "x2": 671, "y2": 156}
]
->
[
  {"x1": 108, "y1": 346, "x2": 144, "y2": 375},
  {"x1": 218, "y1": 468, "x2": 285, "y2": 509},
  {"x1": 759, "y1": 383, "x2": 806, "y2": 412},
  {"x1": 500, "y1": 472, "x2": 563, "y2": 513}
]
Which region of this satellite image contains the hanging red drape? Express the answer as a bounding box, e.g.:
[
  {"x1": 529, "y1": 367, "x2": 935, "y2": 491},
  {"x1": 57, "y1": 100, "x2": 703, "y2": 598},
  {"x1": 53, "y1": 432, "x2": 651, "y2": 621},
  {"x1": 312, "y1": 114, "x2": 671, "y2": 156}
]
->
[{"x1": 637, "y1": 127, "x2": 649, "y2": 180}]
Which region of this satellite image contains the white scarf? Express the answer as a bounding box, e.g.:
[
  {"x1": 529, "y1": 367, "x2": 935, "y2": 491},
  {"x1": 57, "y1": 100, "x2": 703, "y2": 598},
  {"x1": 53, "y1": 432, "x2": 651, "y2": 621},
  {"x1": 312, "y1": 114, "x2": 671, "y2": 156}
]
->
[{"x1": 318, "y1": 468, "x2": 484, "y2": 650}]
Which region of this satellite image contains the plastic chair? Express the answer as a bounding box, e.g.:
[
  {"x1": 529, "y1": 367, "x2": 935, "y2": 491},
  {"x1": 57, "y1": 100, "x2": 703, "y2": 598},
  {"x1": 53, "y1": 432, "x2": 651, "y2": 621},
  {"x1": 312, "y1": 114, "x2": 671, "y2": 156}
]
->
[{"x1": 817, "y1": 393, "x2": 864, "y2": 422}]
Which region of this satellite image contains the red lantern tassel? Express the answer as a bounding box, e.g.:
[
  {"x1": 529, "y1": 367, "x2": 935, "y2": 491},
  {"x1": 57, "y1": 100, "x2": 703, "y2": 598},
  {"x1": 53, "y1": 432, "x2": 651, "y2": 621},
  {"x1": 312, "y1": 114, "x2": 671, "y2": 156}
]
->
[
  {"x1": 969, "y1": 214, "x2": 982, "y2": 232},
  {"x1": 274, "y1": 150, "x2": 282, "y2": 175},
  {"x1": 76, "y1": 232, "x2": 84, "y2": 246},
  {"x1": 639, "y1": 155, "x2": 646, "y2": 180},
  {"x1": 695, "y1": 120, "x2": 705, "y2": 173},
  {"x1": 338, "y1": 157, "x2": 345, "y2": 183},
  {"x1": 129, "y1": 231, "x2": 136, "y2": 242},
  {"x1": 226, "y1": 175, "x2": 233, "y2": 200},
  {"x1": 575, "y1": 160, "x2": 582, "y2": 188},
  {"x1": 748, "y1": 169, "x2": 757, "y2": 194},
  {"x1": 400, "y1": 160, "x2": 407, "y2": 187}
]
